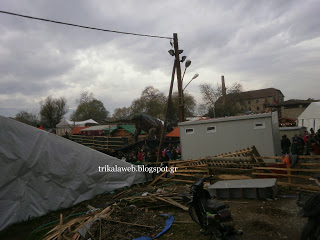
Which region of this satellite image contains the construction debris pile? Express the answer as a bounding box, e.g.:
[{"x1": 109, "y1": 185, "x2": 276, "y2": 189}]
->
[
  {"x1": 43, "y1": 205, "x2": 167, "y2": 240},
  {"x1": 149, "y1": 146, "x2": 320, "y2": 192},
  {"x1": 41, "y1": 185, "x2": 189, "y2": 240},
  {"x1": 149, "y1": 146, "x2": 261, "y2": 185}
]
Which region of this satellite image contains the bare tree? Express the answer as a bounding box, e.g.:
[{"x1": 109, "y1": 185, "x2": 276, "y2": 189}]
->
[
  {"x1": 199, "y1": 83, "x2": 221, "y2": 117},
  {"x1": 40, "y1": 96, "x2": 68, "y2": 128},
  {"x1": 200, "y1": 82, "x2": 244, "y2": 117}
]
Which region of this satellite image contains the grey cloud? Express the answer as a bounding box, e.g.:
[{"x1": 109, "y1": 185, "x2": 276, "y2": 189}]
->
[{"x1": 0, "y1": 0, "x2": 319, "y2": 115}]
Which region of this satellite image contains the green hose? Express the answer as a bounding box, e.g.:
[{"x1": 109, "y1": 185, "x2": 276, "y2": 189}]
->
[{"x1": 29, "y1": 211, "x2": 87, "y2": 236}]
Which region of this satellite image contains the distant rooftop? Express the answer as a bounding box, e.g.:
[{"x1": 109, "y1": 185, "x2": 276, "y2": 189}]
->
[
  {"x1": 217, "y1": 88, "x2": 284, "y2": 103},
  {"x1": 238, "y1": 88, "x2": 284, "y2": 99},
  {"x1": 267, "y1": 99, "x2": 318, "y2": 107}
]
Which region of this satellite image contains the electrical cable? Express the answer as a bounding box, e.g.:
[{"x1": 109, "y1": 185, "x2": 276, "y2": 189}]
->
[{"x1": 0, "y1": 10, "x2": 173, "y2": 40}]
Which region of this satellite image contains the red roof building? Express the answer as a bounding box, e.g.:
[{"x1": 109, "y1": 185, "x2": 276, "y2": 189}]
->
[
  {"x1": 166, "y1": 127, "x2": 180, "y2": 138},
  {"x1": 71, "y1": 126, "x2": 90, "y2": 135}
]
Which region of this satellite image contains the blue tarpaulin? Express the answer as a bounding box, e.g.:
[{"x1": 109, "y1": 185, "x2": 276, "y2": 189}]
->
[{"x1": 133, "y1": 214, "x2": 174, "y2": 240}]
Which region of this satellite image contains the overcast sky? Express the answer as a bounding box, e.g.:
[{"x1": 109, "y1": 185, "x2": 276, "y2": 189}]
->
[{"x1": 0, "y1": 0, "x2": 319, "y2": 117}]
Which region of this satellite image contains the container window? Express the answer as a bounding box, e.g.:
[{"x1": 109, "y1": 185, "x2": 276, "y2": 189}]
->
[
  {"x1": 207, "y1": 126, "x2": 216, "y2": 133},
  {"x1": 253, "y1": 122, "x2": 265, "y2": 129},
  {"x1": 185, "y1": 128, "x2": 194, "y2": 134}
]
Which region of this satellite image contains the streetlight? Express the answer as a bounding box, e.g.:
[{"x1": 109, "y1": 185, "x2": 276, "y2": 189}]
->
[
  {"x1": 181, "y1": 73, "x2": 199, "y2": 117},
  {"x1": 183, "y1": 73, "x2": 199, "y2": 91},
  {"x1": 181, "y1": 60, "x2": 192, "y2": 83}
]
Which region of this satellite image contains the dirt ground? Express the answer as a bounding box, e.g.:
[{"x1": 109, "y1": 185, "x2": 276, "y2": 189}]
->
[{"x1": 0, "y1": 182, "x2": 309, "y2": 240}]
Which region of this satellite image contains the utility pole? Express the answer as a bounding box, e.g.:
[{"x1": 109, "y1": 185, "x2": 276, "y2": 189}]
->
[
  {"x1": 156, "y1": 60, "x2": 176, "y2": 163},
  {"x1": 173, "y1": 33, "x2": 184, "y2": 122}
]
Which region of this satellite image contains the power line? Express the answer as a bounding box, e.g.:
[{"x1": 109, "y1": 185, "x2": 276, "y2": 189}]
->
[{"x1": 0, "y1": 10, "x2": 173, "y2": 40}]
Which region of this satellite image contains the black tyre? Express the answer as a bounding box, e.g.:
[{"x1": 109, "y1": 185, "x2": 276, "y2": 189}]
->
[
  {"x1": 301, "y1": 219, "x2": 319, "y2": 240},
  {"x1": 188, "y1": 206, "x2": 201, "y2": 225}
]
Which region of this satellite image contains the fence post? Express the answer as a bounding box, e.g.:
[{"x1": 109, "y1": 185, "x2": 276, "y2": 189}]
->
[{"x1": 287, "y1": 166, "x2": 292, "y2": 184}]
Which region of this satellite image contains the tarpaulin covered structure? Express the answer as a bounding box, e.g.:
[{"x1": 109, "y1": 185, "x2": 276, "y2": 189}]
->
[
  {"x1": 0, "y1": 116, "x2": 147, "y2": 231},
  {"x1": 56, "y1": 118, "x2": 98, "y2": 136},
  {"x1": 297, "y1": 102, "x2": 320, "y2": 131}
]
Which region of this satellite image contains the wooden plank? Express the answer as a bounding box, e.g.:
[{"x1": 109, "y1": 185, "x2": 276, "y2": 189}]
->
[
  {"x1": 169, "y1": 159, "x2": 204, "y2": 164},
  {"x1": 217, "y1": 174, "x2": 252, "y2": 180},
  {"x1": 252, "y1": 172, "x2": 314, "y2": 179},
  {"x1": 160, "y1": 178, "x2": 195, "y2": 183},
  {"x1": 175, "y1": 169, "x2": 209, "y2": 173},
  {"x1": 251, "y1": 145, "x2": 261, "y2": 157},
  {"x1": 208, "y1": 167, "x2": 253, "y2": 171},
  {"x1": 287, "y1": 166, "x2": 292, "y2": 184},
  {"x1": 58, "y1": 213, "x2": 63, "y2": 240},
  {"x1": 253, "y1": 167, "x2": 320, "y2": 172},
  {"x1": 148, "y1": 167, "x2": 170, "y2": 186},
  {"x1": 299, "y1": 163, "x2": 320, "y2": 166},
  {"x1": 278, "y1": 182, "x2": 320, "y2": 191},
  {"x1": 177, "y1": 164, "x2": 208, "y2": 169},
  {"x1": 255, "y1": 162, "x2": 320, "y2": 167},
  {"x1": 296, "y1": 155, "x2": 320, "y2": 159},
  {"x1": 154, "y1": 196, "x2": 188, "y2": 211},
  {"x1": 172, "y1": 173, "x2": 199, "y2": 177},
  {"x1": 208, "y1": 157, "x2": 255, "y2": 162},
  {"x1": 255, "y1": 155, "x2": 320, "y2": 160}
]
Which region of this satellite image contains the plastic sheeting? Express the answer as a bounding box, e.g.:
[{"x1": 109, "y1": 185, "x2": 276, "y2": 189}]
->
[
  {"x1": 133, "y1": 214, "x2": 174, "y2": 240},
  {"x1": 298, "y1": 102, "x2": 320, "y2": 131},
  {"x1": 0, "y1": 116, "x2": 146, "y2": 231}
]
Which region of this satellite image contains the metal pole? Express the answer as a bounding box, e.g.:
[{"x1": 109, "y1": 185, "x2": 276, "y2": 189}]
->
[
  {"x1": 173, "y1": 33, "x2": 184, "y2": 122},
  {"x1": 156, "y1": 60, "x2": 176, "y2": 163}
]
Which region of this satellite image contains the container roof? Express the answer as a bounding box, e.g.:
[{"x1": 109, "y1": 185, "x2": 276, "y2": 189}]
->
[{"x1": 179, "y1": 112, "x2": 274, "y2": 126}]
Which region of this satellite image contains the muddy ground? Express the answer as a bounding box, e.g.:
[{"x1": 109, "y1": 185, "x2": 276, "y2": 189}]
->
[{"x1": 0, "y1": 183, "x2": 309, "y2": 240}]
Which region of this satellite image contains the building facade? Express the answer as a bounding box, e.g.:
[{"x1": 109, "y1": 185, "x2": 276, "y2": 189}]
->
[
  {"x1": 267, "y1": 99, "x2": 316, "y2": 119},
  {"x1": 217, "y1": 88, "x2": 284, "y2": 115},
  {"x1": 241, "y1": 88, "x2": 284, "y2": 113}
]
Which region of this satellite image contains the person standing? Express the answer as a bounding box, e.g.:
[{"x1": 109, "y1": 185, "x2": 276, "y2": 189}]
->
[{"x1": 281, "y1": 135, "x2": 291, "y2": 154}]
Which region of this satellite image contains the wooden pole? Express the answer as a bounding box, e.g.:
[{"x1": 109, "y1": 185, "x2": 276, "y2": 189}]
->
[
  {"x1": 287, "y1": 166, "x2": 292, "y2": 184},
  {"x1": 173, "y1": 33, "x2": 184, "y2": 122},
  {"x1": 156, "y1": 60, "x2": 176, "y2": 163}
]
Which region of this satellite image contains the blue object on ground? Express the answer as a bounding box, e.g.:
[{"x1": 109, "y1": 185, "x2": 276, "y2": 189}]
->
[{"x1": 133, "y1": 214, "x2": 174, "y2": 240}]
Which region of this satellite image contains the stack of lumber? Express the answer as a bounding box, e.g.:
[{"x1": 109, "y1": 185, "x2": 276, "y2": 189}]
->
[
  {"x1": 149, "y1": 159, "x2": 210, "y2": 185},
  {"x1": 149, "y1": 146, "x2": 262, "y2": 185},
  {"x1": 252, "y1": 155, "x2": 320, "y2": 192},
  {"x1": 216, "y1": 145, "x2": 261, "y2": 158},
  {"x1": 206, "y1": 146, "x2": 264, "y2": 170}
]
